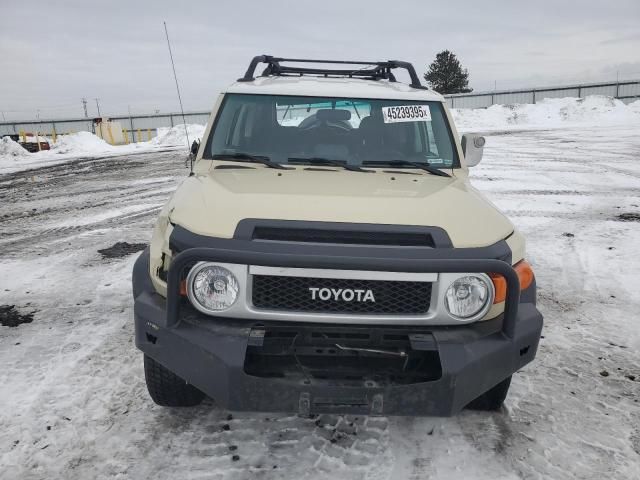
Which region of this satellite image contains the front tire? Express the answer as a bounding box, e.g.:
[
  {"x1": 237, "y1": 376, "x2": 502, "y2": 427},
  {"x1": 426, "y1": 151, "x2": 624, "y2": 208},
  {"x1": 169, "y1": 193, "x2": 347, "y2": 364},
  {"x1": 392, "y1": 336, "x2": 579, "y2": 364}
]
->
[
  {"x1": 143, "y1": 355, "x2": 205, "y2": 407},
  {"x1": 466, "y1": 376, "x2": 512, "y2": 411}
]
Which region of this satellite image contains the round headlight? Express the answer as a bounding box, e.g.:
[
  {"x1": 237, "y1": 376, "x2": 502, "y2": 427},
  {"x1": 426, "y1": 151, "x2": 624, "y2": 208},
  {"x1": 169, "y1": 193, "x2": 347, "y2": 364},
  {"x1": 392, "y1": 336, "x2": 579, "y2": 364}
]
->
[
  {"x1": 444, "y1": 275, "x2": 493, "y2": 320},
  {"x1": 187, "y1": 263, "x2": 239, "y2": 313}
]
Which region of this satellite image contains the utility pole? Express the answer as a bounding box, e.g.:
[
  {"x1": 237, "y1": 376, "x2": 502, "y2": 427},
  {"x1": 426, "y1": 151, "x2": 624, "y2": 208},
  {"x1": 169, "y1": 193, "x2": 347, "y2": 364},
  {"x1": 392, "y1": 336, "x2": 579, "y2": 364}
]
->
[
  {"x1": 1, "y1": 111, "x2": 5, "y2": 121},
  {"x1": 82, "y1": 98, "x2": 88, "y2": 118},
  {"x1": 94, "y1": 98, "x2": 103, "y2": 139},
  {"x1": 127, "y1": 105, "x2": 134, "y2": 143}
]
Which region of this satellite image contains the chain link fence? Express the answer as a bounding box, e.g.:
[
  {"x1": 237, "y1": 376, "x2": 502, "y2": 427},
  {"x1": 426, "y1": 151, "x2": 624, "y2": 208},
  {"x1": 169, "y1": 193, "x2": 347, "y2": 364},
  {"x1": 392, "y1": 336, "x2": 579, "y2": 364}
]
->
[{"x1": 445, "y1": 79, "x2": 639, "y2": 109}]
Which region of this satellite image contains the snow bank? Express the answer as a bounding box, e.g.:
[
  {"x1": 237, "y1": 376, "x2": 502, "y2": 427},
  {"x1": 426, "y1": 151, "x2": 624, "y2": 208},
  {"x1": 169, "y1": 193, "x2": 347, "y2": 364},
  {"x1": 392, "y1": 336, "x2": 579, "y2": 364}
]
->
[
  {"x1": 49, "y1": 131, "x2": 119, "y2": 155},
  {"x1": 0, "y1": 131, "x2": 153, "y2": 175},
  {"x1": 151, "y1": 124, "x2": 207, "y2": 147},
  {"x1": 0, "y1": 132, "x2": 120, "y2": 175},
  {"x1": 0, "y1": 136, "x2": 30, "y2": 158},
  {"x1": 0, "y1": 129, "x2": 198, "y2": 175},
  {"x1": 452, "y1": 95, "x2": 640, "y2": 131}
]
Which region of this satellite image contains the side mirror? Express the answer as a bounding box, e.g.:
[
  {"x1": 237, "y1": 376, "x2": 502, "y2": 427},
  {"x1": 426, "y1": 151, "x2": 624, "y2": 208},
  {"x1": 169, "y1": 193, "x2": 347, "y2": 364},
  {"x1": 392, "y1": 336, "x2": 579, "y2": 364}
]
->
[
  {"x1": 461, "y1": 134, "x2": 485, "y2": 167},
  {"x1": 190, "y1": 139, "x2": 200, "y2": 155}
]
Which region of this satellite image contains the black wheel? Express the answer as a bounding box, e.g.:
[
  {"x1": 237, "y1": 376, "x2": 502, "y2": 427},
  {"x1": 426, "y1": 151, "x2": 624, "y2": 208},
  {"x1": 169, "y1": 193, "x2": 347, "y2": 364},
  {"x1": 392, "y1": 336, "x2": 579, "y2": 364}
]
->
[
  {"x1": 143, "y1": 355, "x2": 205, "y2": 407},
  {"x1": 466, "y1": 376, "x2": 512, "y2": 411}
]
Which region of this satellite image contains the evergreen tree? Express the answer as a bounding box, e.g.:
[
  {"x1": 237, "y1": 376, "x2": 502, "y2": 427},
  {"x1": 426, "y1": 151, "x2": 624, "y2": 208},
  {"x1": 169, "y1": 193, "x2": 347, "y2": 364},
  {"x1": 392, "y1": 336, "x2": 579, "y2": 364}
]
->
[{"x1": 424, "y1": 51, "x2": 473, "y2": 94}]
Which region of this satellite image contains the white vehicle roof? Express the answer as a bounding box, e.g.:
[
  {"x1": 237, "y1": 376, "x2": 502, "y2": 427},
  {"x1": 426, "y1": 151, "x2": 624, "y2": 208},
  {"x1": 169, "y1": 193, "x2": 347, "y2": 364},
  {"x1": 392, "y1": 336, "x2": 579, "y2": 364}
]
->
[{"x1": 225, "y1": 76, "x2": 445, "y2": 102}]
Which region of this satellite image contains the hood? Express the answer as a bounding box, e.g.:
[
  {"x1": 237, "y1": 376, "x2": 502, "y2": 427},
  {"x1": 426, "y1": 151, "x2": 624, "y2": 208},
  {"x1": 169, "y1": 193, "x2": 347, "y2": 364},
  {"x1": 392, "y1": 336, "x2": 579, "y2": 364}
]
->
[{"x1": 168, "y1": 165, "x2": 513, "y2": 248}]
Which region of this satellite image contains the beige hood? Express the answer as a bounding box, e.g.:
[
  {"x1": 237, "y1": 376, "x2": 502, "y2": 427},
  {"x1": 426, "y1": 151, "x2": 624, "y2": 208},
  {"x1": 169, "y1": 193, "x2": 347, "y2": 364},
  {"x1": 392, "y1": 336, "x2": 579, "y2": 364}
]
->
[{"x1": 167, "y1": 165, "x2": 513, "y2": 248}]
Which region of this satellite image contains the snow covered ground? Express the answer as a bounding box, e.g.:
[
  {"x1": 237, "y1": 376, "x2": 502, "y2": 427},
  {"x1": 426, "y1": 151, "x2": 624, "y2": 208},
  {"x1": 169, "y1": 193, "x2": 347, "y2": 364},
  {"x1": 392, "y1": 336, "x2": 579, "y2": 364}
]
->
[{"x1": 1, "y1": 99, "x2": 639, "y2": 479}]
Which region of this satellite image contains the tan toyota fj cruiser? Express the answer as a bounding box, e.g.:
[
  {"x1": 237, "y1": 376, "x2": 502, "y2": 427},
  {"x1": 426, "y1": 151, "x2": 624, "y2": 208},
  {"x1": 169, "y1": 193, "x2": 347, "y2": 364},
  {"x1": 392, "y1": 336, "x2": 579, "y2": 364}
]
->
[{"x1": 132, "y1": 56, "x2": 543, "y2": 416}]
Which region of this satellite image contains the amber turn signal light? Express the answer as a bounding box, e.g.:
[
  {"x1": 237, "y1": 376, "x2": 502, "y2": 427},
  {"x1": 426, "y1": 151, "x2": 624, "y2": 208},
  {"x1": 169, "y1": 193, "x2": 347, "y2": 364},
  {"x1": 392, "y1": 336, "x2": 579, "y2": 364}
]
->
[{"x1": 490, "y1": 260, "x2": 534, "y2": 304}]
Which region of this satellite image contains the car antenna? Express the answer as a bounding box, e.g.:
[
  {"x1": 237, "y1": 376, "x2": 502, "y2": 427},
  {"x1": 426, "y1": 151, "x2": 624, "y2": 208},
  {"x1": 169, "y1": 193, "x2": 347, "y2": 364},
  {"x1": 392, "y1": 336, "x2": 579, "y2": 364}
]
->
[{"x1": 163, "y1": 21, "x2": 193, "y2": 176}]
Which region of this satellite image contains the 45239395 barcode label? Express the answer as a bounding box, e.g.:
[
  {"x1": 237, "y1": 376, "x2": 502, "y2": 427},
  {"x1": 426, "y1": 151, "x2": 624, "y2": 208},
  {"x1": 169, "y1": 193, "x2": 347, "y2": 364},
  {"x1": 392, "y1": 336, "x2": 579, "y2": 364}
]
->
[{"x1": 382, "y1": 105, "x2": 432, "y2": 123}]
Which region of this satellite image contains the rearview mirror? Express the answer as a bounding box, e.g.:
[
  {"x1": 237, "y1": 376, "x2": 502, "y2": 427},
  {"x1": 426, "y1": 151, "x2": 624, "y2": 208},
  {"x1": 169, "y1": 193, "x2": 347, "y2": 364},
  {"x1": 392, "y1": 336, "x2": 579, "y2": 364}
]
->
[
  {"x1": 190, "y1": 139, "x2": 200, "y2": 155},
  {"x1": 461, "y1": 134, "x2": 485, "y2": 167},
  {"x1": 316, "y1": 109, "x2": 351, "y2": 121}
]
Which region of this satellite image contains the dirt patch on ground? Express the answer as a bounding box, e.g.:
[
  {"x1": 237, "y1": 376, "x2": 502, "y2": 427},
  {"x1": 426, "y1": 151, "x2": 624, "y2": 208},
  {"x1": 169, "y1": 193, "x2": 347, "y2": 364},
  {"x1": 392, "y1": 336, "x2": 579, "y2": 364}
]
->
[
  {"x1": 615, "y1": 213, "x2": 640, "y2": 222},
  {"x1": 0, "y1": 305, "x2": 35, "y2": 327},
  {"x1": 97, "y1": 242, "x2": 147, "y2": 259}
]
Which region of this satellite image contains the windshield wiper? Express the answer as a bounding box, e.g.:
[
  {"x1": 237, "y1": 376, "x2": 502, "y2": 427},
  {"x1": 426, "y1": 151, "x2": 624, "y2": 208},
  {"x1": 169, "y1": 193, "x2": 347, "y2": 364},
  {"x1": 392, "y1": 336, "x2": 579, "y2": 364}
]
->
[
  {"x1": 363, "y1": 160, "x2": 451, "y2": 177},
  {"x1": 212, "y1": 153, "x2": 292, "y2": 170},
  {"x1": 288, "y1": 157, "x2": 372, "y2": 173}
]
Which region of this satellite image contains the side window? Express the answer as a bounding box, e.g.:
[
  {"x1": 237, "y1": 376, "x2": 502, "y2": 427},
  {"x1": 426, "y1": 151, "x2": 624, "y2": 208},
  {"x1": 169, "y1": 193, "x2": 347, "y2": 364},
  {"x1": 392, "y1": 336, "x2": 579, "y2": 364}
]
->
[
  {"x1": 229, "y1": 105, "x2": 248, "y2": 147},
  {"x1": 224, "y1": 102, "x2": 265, "y2": 150},
  {"x1": 217, "y1": 101, "x2": 242, "y2": 150},
  {"x1": 425, "y1": 122, "x2": 439, "y2": 155},
  {"x1": 412, "y1": 122, "x2": 424, "y2": 153},
  {"x1": 430, "y1": 107, "x2": 454, "y2": 165},
  {"x1": 212, "y1": 96, "x2": 259, "y2": 153},
  {"x1": 412, "y1": 122, "x2": 439, "y2": 157}
]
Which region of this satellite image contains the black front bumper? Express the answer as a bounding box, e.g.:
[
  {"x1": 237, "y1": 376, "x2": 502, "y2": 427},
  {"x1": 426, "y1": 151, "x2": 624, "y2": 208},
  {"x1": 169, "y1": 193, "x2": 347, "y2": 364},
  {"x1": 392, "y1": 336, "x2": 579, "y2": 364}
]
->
[{"x1": 133, "y1": 237, "x2": 543, "y2": 416}]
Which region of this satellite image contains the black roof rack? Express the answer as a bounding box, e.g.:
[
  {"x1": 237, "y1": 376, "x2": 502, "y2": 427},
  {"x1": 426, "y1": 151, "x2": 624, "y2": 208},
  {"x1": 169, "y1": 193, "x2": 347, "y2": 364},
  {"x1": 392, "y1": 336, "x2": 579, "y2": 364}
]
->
[{"x1": 238, "y1": 55, "x2": 427, "y2": 90}]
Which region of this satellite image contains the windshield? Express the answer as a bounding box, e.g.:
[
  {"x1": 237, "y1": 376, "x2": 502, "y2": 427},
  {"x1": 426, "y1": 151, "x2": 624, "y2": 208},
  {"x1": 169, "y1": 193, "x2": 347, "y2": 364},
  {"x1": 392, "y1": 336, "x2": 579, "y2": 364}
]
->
[{"x1": 204, "y1": 93, "x2": 459, "y2": 168}]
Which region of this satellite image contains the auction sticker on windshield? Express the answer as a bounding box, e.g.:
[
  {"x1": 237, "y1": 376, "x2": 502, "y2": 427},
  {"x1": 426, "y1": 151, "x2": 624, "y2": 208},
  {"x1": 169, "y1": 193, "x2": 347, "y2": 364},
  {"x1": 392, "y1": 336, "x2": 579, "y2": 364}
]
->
[{"x1": 382, "y1": 105, "x2": 431, "y2": 123}]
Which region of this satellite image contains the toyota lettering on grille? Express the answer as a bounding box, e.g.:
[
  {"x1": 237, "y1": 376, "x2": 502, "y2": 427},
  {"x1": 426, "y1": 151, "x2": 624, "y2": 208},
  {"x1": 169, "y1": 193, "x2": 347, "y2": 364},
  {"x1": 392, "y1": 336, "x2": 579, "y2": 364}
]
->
[{"x1": 308, "y1": 287, "x2": 376, "y2": 303}]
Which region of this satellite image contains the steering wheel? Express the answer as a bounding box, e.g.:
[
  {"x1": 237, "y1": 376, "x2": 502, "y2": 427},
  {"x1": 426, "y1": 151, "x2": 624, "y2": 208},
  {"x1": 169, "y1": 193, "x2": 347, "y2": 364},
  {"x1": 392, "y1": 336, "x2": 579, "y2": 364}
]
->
[{"x1": 324, "y1": 122, "x2": 351, "y2": 135}]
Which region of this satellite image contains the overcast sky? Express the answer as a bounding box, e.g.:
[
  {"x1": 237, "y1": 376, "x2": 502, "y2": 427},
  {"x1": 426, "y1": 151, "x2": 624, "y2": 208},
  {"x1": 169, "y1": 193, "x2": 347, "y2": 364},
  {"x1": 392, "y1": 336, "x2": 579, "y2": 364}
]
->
[{"x1": 1, "y1": 0, "x2": 639, "y2": 121}]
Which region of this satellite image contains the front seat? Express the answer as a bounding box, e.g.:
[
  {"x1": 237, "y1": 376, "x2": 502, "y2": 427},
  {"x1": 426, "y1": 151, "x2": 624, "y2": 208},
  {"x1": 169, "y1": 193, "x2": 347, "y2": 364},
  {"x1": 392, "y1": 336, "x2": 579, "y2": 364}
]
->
[{"x1": 358, "y1": 109, "x2": 388, "y2": 160}]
